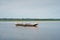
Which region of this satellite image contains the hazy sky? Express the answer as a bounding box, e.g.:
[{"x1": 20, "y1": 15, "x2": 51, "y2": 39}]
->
[{"x1": 0, "y1": 0, "x2": 60, "y2": 18}]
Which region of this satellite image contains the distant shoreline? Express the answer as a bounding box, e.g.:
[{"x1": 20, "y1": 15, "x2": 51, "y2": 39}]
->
[{"x1": 0, "y1": 19, "x2": 60, "y2": 21}]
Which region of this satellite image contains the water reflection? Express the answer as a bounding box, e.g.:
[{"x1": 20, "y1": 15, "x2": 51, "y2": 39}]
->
[{"x1": 16, "y1": 26, "x2": 38, "y2": 32}]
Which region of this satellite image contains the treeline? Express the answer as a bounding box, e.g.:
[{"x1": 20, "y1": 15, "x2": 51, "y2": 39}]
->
[{"x1": 0, "y1": 18, "x2": 60, "y2": 21}]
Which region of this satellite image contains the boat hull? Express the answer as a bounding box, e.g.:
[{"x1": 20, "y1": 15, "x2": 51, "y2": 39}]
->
[{"x1": 15, "y1": 24, "x2": 38, "y2": 27}]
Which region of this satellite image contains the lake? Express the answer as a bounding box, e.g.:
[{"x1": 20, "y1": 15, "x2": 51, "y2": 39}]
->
[{"x1": 0, "y1": 21, "x2": 60, "y2": 40}]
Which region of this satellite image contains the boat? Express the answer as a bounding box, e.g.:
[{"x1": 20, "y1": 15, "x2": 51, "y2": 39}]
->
[{"x1": 15, "y1": 23, "x2": 38, "y2": 27}]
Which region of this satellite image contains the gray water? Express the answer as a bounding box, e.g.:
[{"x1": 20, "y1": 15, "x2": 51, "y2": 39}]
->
[{"x1": 0, "y1": 21, "x2": 60, "y2": 40}]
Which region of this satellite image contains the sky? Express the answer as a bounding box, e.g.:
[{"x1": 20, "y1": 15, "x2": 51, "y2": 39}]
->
[{"x1": 0, "y1": 0, "x2": 60, "y2": 18}]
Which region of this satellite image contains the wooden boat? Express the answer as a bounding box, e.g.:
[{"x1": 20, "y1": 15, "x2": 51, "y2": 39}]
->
[{"x1": 15, "y1": 23, "x2": 38, "y2": 27}]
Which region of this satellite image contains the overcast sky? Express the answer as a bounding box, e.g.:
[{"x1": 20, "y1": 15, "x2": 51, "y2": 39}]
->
[{"x1": 0, "y1": 0, "x2": 60, "y2": 18}]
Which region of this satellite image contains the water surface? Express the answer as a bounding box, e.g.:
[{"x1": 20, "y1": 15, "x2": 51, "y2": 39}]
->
[{"x1": 0, "y1": 21, "x2": 60, "y2": 40}]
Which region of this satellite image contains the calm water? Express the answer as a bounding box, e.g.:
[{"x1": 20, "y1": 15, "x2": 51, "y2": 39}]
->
[{"x1": 0, "y1": 21, "x2": 60, "y2": 40}]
